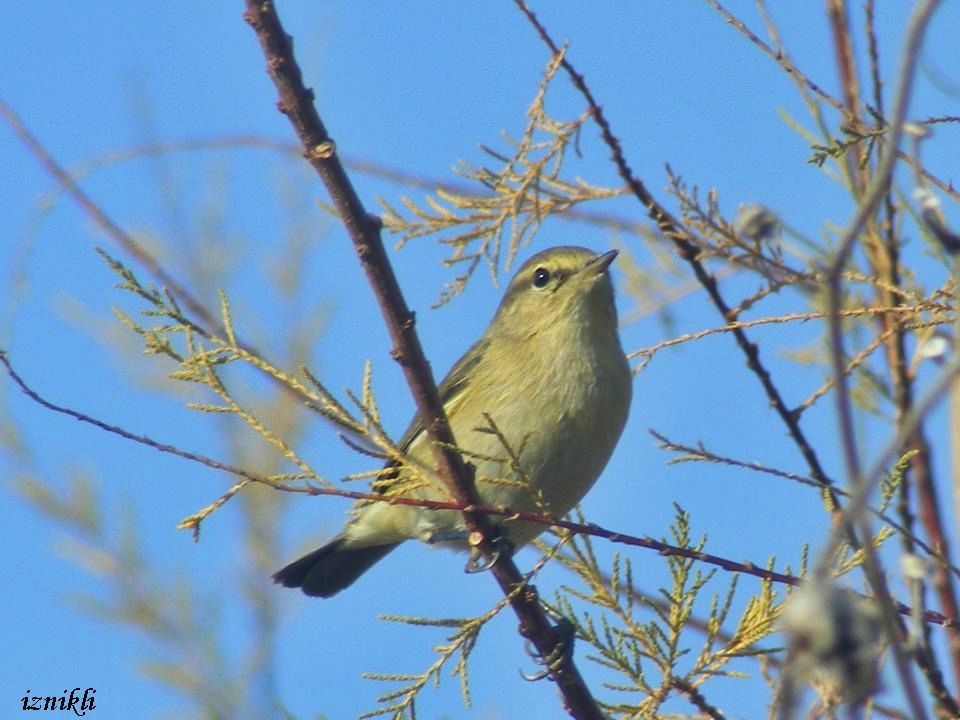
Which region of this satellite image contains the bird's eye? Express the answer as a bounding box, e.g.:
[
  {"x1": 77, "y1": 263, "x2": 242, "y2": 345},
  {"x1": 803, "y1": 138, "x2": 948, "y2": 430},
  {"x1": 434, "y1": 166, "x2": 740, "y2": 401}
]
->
[{"x1": 532, "y1": 266, "x2": 551, "y2": 288}]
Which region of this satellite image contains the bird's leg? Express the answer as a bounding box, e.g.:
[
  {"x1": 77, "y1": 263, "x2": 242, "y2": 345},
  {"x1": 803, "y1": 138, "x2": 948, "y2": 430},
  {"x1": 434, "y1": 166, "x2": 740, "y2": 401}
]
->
[{"x1": 423, "y1": 529, "x2": 470, "y2": 544}]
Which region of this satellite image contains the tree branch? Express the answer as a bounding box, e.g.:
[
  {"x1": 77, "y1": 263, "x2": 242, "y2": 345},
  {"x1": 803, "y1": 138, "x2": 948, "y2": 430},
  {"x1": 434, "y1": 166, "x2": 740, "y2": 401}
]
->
[{"x1": 240, "y1": 3, "x2": 605, "y2": 717}]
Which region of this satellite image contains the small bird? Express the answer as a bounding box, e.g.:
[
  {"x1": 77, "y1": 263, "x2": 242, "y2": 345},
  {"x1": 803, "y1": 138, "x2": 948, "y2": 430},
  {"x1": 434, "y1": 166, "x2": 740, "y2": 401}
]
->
[{"x1": 274, "y1": 246, "x2": 632, "y2": 597}]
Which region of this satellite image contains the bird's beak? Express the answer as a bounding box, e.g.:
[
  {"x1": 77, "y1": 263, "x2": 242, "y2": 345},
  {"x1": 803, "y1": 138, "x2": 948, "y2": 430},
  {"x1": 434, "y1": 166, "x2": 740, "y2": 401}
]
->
[{"x1": 585, "y1": 249, "x2": 619, "y2": 275}]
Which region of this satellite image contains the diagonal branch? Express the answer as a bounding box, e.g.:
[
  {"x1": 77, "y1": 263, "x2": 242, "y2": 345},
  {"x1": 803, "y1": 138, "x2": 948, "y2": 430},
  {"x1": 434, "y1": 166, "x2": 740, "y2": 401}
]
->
[
  {"x1": 511, "y1": 0, "x2": 847, "y2": 524},
  {"x1": 240, "y1": 3, "x2": 605, "y2": 718}
]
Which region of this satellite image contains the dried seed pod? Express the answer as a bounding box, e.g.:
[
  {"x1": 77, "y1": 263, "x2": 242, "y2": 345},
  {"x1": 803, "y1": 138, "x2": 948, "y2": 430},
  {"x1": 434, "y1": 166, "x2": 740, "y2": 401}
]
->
[{"x1": 782, "y1": 581, "x2": 883, "y2": 706}]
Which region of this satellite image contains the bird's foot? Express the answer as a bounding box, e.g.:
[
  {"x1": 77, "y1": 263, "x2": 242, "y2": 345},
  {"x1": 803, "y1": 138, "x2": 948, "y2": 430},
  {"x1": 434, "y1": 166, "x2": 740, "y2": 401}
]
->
[{"x1": 521, "y1": 617, "x2": 577, "y2": 682}]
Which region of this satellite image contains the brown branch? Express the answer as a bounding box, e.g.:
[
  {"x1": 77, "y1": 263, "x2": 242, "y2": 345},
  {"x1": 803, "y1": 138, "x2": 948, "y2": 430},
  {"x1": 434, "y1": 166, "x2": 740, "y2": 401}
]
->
[
  {"x1": 816, "y1": 8, "x2": 947, "y2": 714},
  {"x1": 909, "y1": 137, "x2": 960, "y2": 695},
  {"x1": 239, "y1": 3, "x2": 604, "y2": 718},
  {"x1": 827, "y1": 0, "x2": 867, "y2": 191},
  {"x1": 861, "y1": 1, "x2": 929, "y2": 613},
  {"x1": 819, "y1": 10, "x2": 945, "y2": 716}
]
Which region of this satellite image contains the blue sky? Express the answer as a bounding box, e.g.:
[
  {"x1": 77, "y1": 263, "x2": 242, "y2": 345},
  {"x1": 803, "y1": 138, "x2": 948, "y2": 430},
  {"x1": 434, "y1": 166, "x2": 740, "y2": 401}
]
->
[{"x1": 3, "y1": 2, "x2": 959, "y2": 718}]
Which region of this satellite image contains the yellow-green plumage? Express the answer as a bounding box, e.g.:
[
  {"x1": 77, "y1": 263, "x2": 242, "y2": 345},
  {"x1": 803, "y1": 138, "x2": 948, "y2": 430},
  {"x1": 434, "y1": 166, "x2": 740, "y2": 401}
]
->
[{"x1": 274, "y1": 246, "x2": 632, "y2": 597}]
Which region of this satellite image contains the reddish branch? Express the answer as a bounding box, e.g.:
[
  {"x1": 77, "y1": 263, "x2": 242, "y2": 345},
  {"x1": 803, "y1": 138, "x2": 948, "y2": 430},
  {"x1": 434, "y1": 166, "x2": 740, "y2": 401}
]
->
[{"x1": 4, "y1": 347, "x2": 958, "y2": 638}]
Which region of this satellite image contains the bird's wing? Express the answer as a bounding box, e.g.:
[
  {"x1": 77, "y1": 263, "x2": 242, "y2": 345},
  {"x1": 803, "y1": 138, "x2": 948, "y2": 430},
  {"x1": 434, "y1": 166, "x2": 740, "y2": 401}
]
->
[{"x1": 376, "y1": 336, "x2": 490, "y2": 488}]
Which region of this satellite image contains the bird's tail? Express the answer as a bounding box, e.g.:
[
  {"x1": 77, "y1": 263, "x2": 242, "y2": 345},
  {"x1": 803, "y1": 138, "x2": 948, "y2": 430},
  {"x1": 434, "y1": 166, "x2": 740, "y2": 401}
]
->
[{"x1": 273, "y1": 536, "x2": 400, "y2": 598}]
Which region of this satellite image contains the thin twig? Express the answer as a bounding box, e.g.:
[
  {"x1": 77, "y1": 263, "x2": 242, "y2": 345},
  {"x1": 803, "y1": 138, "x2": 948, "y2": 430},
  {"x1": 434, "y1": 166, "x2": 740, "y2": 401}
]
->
[
  {"x1": 672, "y1": 677, "x2": 727, "y2": 720},
  {"x1": 649, "y1": 430, "x2": 960, "y2": 582},
  {"x1": 33, "y1": 133, "x2": 662, "y2": 244}
]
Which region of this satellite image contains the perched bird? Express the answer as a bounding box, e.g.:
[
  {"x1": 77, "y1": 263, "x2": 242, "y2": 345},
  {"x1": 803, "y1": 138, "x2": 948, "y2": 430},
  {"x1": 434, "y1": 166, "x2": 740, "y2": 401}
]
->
[{"x1": 274, "y1": 246, "x2": 632, "y2": 597}]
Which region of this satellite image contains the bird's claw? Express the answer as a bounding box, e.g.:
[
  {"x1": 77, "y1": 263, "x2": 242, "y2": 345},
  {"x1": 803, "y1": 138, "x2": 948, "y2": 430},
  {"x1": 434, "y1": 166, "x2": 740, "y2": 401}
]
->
[
  {"x1": 465, "y1": 545, "x2": 500, "y2": 573},
  {"x1": 520, "y1": 617, "x2": 576, "y2": 682}
]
